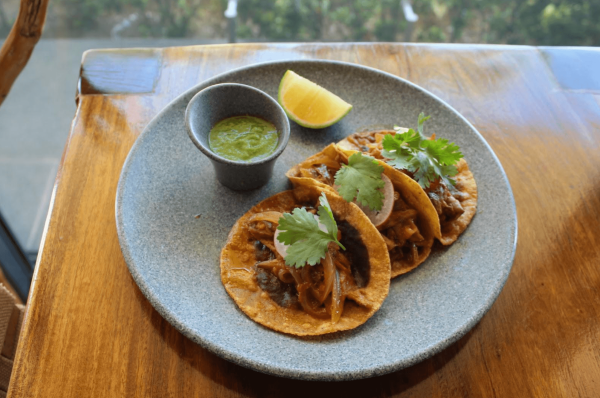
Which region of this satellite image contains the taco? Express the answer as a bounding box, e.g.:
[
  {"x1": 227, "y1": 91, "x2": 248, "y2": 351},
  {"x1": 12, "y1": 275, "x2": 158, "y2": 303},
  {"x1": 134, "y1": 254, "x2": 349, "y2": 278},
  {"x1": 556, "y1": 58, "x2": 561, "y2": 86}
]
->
[
  {"x1": 220, "y1": 185, "x2": 390, "y2": 336},
  {"x1": 339, "y1": 129, "x2": 477, "y2": 245},
  {"x1": 286, "y1": 143, "x2": 440, "y2": 278}
]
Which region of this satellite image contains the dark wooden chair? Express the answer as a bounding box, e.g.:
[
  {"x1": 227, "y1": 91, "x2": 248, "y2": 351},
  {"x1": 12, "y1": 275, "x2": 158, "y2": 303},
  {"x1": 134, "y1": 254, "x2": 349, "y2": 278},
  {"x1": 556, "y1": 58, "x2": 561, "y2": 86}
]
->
[
  {"x1": 0, "y1": 2, "x2": 49, "y2": 394},
  {"x1": 0, "y1": 0, "x2": 49, "y2": 302},
  {"x1": 0, "y1": 284, "x2": 24, "y2": 398},
  {"x1": 0, "y1": 0, "x2": 49, "y2": 106}
]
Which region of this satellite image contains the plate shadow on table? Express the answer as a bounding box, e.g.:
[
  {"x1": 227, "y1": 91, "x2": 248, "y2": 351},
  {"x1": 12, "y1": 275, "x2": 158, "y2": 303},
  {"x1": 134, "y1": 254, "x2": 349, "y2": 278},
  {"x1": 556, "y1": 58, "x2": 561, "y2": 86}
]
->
[
  {"x1": 153, "y1": 311, "x2": 476, "y2": 396},
  {"x1": 216, "y1": 331, "x2": 476, "y2": 397}
]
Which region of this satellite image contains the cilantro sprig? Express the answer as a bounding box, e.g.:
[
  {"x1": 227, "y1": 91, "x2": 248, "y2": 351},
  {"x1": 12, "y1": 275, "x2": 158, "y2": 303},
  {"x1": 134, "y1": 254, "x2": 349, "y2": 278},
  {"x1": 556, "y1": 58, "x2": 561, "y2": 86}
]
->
[
  {"x1": 334, "y1": 152, "x2": 385, "y2": 211},
  {"x1": 276, "y1": 193, "x2": 345, "y2": 268},
  {"x1": 382, "y1": 113, "x2": 463, "y2": 188}
]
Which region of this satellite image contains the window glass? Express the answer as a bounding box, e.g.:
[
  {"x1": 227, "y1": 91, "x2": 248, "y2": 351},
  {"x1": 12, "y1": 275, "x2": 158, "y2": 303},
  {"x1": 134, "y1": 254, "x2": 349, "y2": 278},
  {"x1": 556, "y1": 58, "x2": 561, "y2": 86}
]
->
[{"x1": 1, "y1": 0, "x2": 598, "y2": 45}]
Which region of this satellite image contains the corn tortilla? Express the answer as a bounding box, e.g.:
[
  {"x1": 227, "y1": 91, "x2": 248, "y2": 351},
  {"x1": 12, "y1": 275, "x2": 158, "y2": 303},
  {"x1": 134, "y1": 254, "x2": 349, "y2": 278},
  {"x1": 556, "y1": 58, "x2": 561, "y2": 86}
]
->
[{"x1": 220, "y1": 186, "x2": 390, "y2": 336}]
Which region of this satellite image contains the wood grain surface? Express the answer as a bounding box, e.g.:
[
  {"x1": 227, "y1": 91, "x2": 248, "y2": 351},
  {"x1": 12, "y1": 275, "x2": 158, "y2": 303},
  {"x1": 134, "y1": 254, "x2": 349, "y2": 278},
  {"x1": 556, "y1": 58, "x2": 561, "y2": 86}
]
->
[{"x1": 8, "y1": 43, "x2": 600, "y2": 398}]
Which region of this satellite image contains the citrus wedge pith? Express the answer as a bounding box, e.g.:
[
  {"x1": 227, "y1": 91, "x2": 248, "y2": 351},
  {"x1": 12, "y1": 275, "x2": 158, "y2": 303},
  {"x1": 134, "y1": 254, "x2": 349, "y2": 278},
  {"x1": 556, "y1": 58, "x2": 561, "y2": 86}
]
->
[{"x1": 278, "y1": 70, "x2": 352, "y2": 129}]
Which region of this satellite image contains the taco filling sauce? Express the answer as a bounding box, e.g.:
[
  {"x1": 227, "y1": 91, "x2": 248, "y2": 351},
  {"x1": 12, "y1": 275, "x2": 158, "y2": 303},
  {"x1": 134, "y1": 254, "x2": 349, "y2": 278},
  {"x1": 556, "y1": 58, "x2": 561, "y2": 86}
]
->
[{"x1": 338, "y1": 221, "x2": 370, "y2": 288}]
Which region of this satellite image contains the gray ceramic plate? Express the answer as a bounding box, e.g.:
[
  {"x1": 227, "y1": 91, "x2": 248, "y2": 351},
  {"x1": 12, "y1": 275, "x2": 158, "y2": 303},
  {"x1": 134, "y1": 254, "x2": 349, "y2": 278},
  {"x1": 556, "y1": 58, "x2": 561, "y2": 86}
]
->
[{"x1": 116, "y1": 60, "x2": 517, "y2": 381}]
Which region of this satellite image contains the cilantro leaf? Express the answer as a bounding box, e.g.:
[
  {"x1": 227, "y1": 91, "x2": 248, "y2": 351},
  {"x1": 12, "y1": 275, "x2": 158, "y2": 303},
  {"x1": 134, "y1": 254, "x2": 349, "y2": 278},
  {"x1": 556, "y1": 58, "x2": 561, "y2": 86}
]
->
[
  {"x1": 276, "y1": 208, "x2": 321, "y2": 246},
  {"x1": 283, "y1": 232, "x2": 333, "y2": 268},
  {"x1": 421, "y1": 138, "x2": 462, "y2": 166},
  {"x1": 316, "y1": 193, "x2": 345, "y2": 251},
  {"x1": 276, "y1": 208, "x2": 331, "y2": 267},
  {"x1": 382, "y1": 132, "x2": 418, "y2": 170},
  {"x1": 334, "y1": 152, "x2": 385, "y2": 211},
  {"x1": 381, "y1": 114, "x2": 463, "y2": 188},
  {"x1": 276, "y1": 193, "x2": 344, "y2": 268},
  {"x1": 412, "y1": 151, "x2": 439, "y2": 188},
  {"x1": 417, "y1": 113, "x2": 431, "y2": 137}
]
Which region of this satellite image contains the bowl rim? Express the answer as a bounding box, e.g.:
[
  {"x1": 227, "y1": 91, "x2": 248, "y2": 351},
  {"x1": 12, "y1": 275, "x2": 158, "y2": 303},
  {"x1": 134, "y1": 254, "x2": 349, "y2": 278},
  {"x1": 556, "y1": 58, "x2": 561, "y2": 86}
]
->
[{"x1": 184, "y1": 82, "x2": 291, "y2": 166}]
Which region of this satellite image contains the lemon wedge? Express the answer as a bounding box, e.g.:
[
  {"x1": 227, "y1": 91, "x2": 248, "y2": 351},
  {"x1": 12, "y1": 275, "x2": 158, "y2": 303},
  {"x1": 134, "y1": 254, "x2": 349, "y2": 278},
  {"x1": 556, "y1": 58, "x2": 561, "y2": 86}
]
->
[{"x1": 278, "y1": 70, "x2": 352, "y2": 129}]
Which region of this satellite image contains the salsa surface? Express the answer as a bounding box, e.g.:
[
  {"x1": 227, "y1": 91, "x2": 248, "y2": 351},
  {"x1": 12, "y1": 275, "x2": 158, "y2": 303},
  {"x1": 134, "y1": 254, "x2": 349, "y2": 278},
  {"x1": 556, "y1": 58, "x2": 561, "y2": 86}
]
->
[{"x1": 208, "y1": 115, "x2": 279, "y2": 162}]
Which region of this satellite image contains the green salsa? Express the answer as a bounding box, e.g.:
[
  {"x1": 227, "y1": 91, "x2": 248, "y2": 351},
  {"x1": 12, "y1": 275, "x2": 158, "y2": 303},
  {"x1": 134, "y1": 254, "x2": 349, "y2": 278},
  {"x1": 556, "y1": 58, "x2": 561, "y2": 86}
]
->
[{"x1": 208, "y1": 116, "x2": 279, "y2": 162}]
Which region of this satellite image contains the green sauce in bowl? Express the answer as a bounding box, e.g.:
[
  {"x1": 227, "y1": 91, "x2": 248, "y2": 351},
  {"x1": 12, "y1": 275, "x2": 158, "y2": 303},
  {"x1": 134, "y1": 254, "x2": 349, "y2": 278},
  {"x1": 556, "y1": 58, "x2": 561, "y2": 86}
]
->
[{"x1": 208, "y1": 116, "x2": 279, "y2": 162}]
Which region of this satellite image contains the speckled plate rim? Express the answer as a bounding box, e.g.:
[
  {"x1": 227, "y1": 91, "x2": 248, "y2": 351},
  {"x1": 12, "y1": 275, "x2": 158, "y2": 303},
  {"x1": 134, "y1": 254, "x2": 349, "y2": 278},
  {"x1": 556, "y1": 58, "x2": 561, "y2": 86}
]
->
[{"x1": 115, "y1": 59, "x2": 518, "y2": 381}]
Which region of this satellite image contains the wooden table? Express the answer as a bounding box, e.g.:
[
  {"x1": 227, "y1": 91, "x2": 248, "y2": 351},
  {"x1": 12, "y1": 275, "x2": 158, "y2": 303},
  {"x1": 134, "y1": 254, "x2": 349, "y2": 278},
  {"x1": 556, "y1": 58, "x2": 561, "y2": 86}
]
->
[{"x1": 8, "y1": 43, "x2": 600, "y2": 397}]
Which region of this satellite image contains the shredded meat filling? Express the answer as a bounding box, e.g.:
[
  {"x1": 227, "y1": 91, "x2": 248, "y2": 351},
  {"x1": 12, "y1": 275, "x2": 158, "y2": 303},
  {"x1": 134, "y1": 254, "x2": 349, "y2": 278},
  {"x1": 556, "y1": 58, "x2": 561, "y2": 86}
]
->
[
  {"x1": 426, "y1": 179, "x2": 465, "y2": 224},
  {"x1": 247, "y1": 209, "x2": 357, "y2": 323},
  {"x1": 380, "y1": 194, "x2": 426, "y2": 270},
  {"x1": 345, "y1": 132, "x2": 388, "y2": 160}
]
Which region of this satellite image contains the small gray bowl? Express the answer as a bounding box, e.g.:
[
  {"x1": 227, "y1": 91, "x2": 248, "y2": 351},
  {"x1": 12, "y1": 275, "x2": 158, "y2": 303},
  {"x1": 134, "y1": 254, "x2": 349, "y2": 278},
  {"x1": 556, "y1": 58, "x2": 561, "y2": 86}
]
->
[{"x1": 185, "y1": 83, "x2": 290, "y2": 190}]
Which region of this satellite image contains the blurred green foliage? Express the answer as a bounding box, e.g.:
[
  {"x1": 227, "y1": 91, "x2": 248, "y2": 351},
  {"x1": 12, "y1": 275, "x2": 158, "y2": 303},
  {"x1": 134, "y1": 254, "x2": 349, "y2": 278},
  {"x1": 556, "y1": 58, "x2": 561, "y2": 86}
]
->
[
  {"x1": 55, "y1": 0, "x2": 208, "y2": 37},
  {"x1": 55, "y1": 0, "x2": 108, "y2": 32},
  {"x1": 237, "y1": 0, "x2": 407, "y2": 41},
  {"x1": 50, "y1": 0, "x2": 600, "y2": 45},
  {"x1": 411, "y1": 0, "x2": 600, "y2": 45}
]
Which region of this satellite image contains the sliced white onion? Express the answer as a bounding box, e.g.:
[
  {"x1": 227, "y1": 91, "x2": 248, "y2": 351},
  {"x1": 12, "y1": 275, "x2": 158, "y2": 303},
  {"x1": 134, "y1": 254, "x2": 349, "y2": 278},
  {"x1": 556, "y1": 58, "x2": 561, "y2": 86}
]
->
[
  {"x1": 335, "y1": 173, "x2": 394, "y2": 228},
  {"x1": 356, "y1": 173, "x2": 394, "y2": 228}
]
